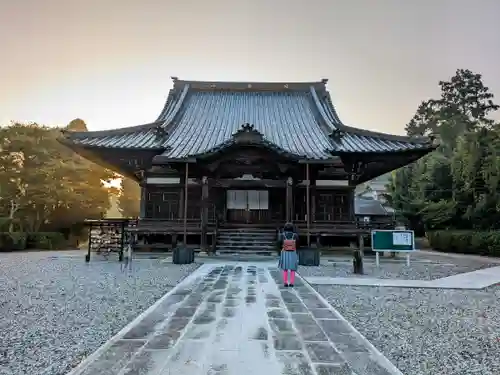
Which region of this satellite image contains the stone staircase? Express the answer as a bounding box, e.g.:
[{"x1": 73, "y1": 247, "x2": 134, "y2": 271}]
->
[{"x1": 216, "y1": 228, "x2": 278, "y2": 255}]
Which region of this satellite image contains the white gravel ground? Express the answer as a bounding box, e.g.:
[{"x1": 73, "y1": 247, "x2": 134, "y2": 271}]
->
[
  {"x1": 300, "y1": 254, "x2": 500, "y2": 375},
  {"x1": 0, "y1": 251, "x2": 199, "y2": 375},
  {"x1": 310, "y1": 252, "x2": 499, "y2": 280}
]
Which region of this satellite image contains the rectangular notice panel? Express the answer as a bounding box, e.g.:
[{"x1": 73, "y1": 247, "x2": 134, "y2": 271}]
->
[{"x1": 371, "y1": 230, "x2": 415, "y2": 252}]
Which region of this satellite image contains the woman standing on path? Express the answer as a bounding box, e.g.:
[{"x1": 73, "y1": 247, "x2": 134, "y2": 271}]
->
[{"x1": 278, "y1": 222, "x2": 299, "y2": 287}]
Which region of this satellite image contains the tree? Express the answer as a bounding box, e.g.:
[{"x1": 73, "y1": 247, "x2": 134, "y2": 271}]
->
[
  {"x1": 386, "y1": 69, "x2": 499, "y2": 232},
  {"x1": 66, "y1": 118, "x2": 88, "y2": 132},
  {"x1": 118, "y1": 177, "x2": 141, "y2": 218},
  {"x1": 0, "y1": 121, "x2": 114, "y2": 233}
]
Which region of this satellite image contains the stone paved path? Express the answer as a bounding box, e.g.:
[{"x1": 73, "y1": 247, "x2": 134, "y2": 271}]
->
[{"x1": 69, "y1": 264, "x2": 401, "y2": 375}]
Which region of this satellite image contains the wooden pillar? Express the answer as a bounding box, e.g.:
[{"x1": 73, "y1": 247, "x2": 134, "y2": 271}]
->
[
  {"x1": 306, "y1": 163, "x2": 311, "y2": 247},
  {"x1": 183, "y1": 162, "x2": 189, "y2": 245},
  {"x1": 139, "y1": 183, "x2": 147, "y2": 219},
  {"x1": 348, "y1": 187, "x2": 355, "y2": 221},
  {"x1": 286, "y1": 177, "x2": 293, "y2": 222},
  {"x1": 200, "y1": 176, "x2": 209, "y2": 252}
]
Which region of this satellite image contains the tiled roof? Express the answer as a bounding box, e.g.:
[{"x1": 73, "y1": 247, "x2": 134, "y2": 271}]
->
[
  {"x1": 354, "y1": 197, "x2": 390, "y2": 216},
  {"x1": 64, "y1": 78, "x2": 434, "y2": 159}
]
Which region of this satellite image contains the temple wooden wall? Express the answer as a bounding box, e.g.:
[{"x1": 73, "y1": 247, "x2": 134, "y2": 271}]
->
[{"x1": 144, "y1": 184, "x2": 353, "y2": 224}]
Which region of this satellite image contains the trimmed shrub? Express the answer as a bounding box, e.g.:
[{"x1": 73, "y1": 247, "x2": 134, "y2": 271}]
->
[
  {"x1": 0, "y1": 232, "x2": 27, "y2": 251},
  {"x1": 427, "y1": 230, "x2": 500, "y2": 257},
  {"x1": 26, "y1": 232, "x2": 67, "y2": 250}
]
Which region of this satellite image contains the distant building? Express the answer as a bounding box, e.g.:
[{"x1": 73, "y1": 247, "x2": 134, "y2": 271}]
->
[{"x1": 356, "y1": 174, "x2": 390, "y2": 203}]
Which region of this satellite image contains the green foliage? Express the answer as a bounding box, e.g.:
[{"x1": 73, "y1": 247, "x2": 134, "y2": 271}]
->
[
  {"x1": 26, "y1": 232, "x2": 67, "y2": 250},
  {"x1": 0, "y1": 232, "x2": 27, "y2": 251},
  {"x1": 0, "y1": 120, "x2": 113, "y2": 243},
  {"x1": 118, "y1": 178, "x2": 140, "y2": 218},
  {"x1": 427, "y1": 231, "x2": 500, "y2": 257},
  {"x1": 386, "y1": 68, "x2": 500, "y2": 236},
  {"x1": 0, "y1": 232, "x2": 67, "y2": 251}
]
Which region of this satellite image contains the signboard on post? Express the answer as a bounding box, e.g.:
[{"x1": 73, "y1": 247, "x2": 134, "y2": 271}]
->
[{"x1": 371, "y1": 230, "x2": 416, "y2": 266}]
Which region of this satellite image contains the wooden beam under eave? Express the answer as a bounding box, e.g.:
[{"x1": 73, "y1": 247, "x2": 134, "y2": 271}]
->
[{"x1": 58, "y1": 139, "x2": 164, "y2": 180}]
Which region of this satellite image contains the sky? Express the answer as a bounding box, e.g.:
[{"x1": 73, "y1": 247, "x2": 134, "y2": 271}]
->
[{"x1": 1, "y1": 0, "x2": 499, "y2": 135}]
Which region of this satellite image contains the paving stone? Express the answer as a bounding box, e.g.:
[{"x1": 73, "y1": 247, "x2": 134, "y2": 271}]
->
[
  {"x1": 343, "y1": 353, "x2": 395, "y2": 375},
  {"x1": 276, "y1": 352, "x2": 315, "y2": 375},
  {"x1": 183, "y1": 325, "x2": 212, "y2": 340},
  {"x1": 120, "y1": 349, "x2": 171, "y2": 375},
  {"x1": 71, "y1": 265, "x2": 401, "y2": 375},
  {"x1": 122, "y1": 313, "x2": 168, "y2": 340},
  {"x1": 79, "y1": 340, "x2": 145, "y2": 375},
  {"x1": 268, "y1": 319, "x2": 296, "y2": 334},
  {"x1": 245, "y1": 295, "x2": 257, "y2": 304},
  {"x1": 295, "y1": 322, "x2": 328, "y2": 342},
  {"x1": 305, "y1": 342, "x2": 344, "y2": 363},
  {"x1": 310, "y1": 309, "x2": 341, "y2": 319},
  {"x1": 173, "y1": 306, "x2": 198, "y2": 318},
  {"x1": 145, "y1": 330, "x2": 181, "y2": 349},
  {"x1": 164, "y1": 317, "x2": 190, "y2": 333},
  {"x1": 273, "y1": 333, "x2": 303, "y2": 351},
  {"x1": 224, "y1": 299, "x2": 240, "y2": 307},
  {"x1": 267, "y1": 309, "x2": 289, "y2": 319},
  {"x1": 291, "y1": 313, "x2": 316, "y2": 326},
  {"x1": 251, "y1": 327, "x2": 269, "y2": 340},
  {"x1": 158, "y1": 341, "x2": 207, "y2": 374},
  {"x1": 286, "y1": 303, "x2": 309, "y2": 313},
  {"x1": 265, "y1": 299, "x2": 283, "y2": 308},
  {"x1": 314, "y1": 363, "x2": 355, "y2": 375},
  {"x1": 222, "y1": 307, "x2": 237, "y2": 318}
]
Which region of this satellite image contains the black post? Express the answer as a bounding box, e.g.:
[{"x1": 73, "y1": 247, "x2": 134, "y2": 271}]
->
[
  {"x1": 353, "y1": 234, "x2": 364, "y2": 274},
  {"x1": 85, "y1": 224, "x2": 91, "y2": 262}
]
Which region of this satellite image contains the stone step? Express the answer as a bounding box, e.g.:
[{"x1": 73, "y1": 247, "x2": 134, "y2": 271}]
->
[
  {"x1": 217, "y1": 231, "x2": 276, "y2": 236},
  {"x1": 216, "y1": 244, "x2": 277, "y2": 251},
  {"x1": 216, "y1": 249, "x2": 275, "y2": 256},
  {"x1": 218, "y1": 228, "x2": 277, "y2": 233},
  {"x1": 217, "y1": 239, "x2": 276, "y2": 245},
  {"x1": 217, "y1": 233, "x2": 276, "y2": 239},
  {"x1": 217, "y1": 243, "x2": 276, "y2": 249}
]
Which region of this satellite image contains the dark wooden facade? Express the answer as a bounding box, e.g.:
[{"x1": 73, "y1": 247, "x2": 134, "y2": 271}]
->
[{"x1": 60, "y1": 78, "x2": 436, "y2": 248}]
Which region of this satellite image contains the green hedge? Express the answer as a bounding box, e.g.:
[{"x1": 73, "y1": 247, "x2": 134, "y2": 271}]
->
[
  {"x1": 427, "y1": 230, "x2": 500, "y2": 257},
  {"x1": 0, "y1": 232, "x2": 67, "y2": 251}
]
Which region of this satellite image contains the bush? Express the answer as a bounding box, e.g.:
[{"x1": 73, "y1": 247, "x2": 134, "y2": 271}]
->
[
  {"x1": 0, "y1": 232, "x2": 68, "y2": 251},
  {"x1": 427, "y1": 230, "x2": 500, "y2": 257},
  {"x1": 0, "y1": 232, "x2": 27, "y2": 251},
  {"x1": 26, "y1": 232, "x2": 67, "y2": 250}
]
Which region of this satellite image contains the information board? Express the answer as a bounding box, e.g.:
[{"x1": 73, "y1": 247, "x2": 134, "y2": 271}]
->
[
  {"x1": 371, "y1": 230, "x2": 415, "y2": 252},
  {"x1": 371, "y1": 229, "x2": 416, "y2": 267}
]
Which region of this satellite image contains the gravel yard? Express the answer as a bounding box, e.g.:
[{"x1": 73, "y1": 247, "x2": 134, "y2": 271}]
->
[
  {"x1": 0, "y1": 251, "x2": 199, "y2": 375},
  {"x1": 306, "y1": 252, "x2": 500, "y2": 280},
  {"x1": 301, "y1": 253, "x2": 500, "y2": 375}
]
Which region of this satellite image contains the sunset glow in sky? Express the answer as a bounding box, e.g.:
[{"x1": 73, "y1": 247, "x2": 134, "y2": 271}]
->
[{"x1": 1, "y1": 0, "x2": 499, "y2": 134}]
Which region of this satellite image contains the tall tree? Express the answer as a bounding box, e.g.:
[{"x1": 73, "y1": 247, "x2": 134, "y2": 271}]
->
[
  {"x1": 387, "y1": 69, "x2": 499, "y2": 232},
  {"x1": 0, "y1": 122, "x2": 113, "y2": 232},
  {"x1": 118, "y1": 178, "x2": 141, "y2": 218}
]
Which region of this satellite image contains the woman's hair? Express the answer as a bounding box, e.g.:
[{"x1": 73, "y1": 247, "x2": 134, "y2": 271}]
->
[{"x1": 283, "y1": 222, "x2": 294, "y2": 232}]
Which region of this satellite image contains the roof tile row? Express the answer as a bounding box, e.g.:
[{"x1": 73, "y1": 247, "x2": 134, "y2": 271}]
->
[{"x1": 65, "y1": 79, "x2": 433, "y2": 159}]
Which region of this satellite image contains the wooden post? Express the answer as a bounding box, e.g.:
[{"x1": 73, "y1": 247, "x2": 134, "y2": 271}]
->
[
  {"x1": 201, "y1": 176, "x2": 209, "y2": 252},
  {"x1": 183, "y1": 162, "x2": 189, "y2": 245},
  {"x1": 306, "y1": 163, "x2": 311, "y2": 247},
  {"x1": 353, "y1": 233, "x2": 364, "y2": 274},
  {"x1": 286, "y1": 177, "x2": 293, "y2": 222},
  {"x1": 86, "y1": 224, "x2": 92, "y2": 262},
  {"x1": 139, "y1": 183, "x2": 147, "y2": 219}
]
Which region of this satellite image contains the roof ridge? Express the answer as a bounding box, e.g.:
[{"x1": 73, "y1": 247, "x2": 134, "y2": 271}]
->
[
  {"x1": 62, "y1": 121, "x2": 161, "y2": 139},
  {"x1": 171, "y1": 77, "x2": 328, "y2": 92}
]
